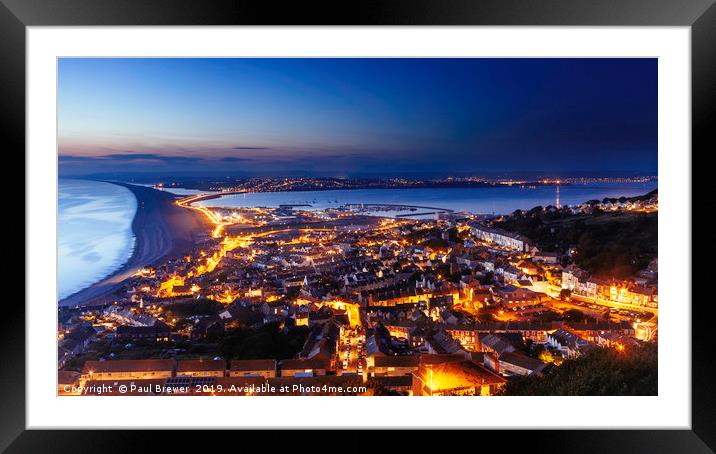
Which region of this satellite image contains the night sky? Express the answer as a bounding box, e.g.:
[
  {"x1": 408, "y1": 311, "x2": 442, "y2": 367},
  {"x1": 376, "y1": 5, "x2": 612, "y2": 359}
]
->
[{"x1": 58, "y1": 58, "x2": 657, "y2": 178}]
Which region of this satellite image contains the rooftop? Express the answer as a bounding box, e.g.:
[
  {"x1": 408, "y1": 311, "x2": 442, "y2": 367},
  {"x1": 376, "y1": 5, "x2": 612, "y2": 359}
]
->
[
  {"x1": 373, "y1": 355, "x2": 420, "y2": 368},
  {"x1": 82, "y1": 359, "x2": 176, "y2": 375},
  {"x1": 230, "y1": 359, "x2": 278, "y2": 372},
  {"x1": 176, "y1": 359, "x2": 226, "y2": 372}
]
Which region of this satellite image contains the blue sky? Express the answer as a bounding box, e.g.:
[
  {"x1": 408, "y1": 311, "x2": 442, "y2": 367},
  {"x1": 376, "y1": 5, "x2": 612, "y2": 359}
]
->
[{"x1": 58, "y1": 58, "x2": 657, "y2": 177}]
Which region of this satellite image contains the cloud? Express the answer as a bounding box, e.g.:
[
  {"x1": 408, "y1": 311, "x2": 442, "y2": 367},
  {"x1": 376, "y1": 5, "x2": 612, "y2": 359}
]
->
[
  {"x1": 231, "y1": 146, "x2": 271, "y2": 150},
  {"x1": 316, "y1": 154, "x2": 349, "y2": 160},
  {"x1": 59, "y1": 155, "x2": 95, "y2": 162},
  {"x1": 59, "y1": 153, "x2": 204, "y2": 164},
  {"x1": 102, "y1": 153, "x2": 204, "y2": 163},
  {"x1": 219, "y1": 157, "x2": 252, "y2": 162}
]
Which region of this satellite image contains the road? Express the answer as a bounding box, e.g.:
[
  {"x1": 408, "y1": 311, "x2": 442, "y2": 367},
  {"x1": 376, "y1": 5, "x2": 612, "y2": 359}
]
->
[
  {"x1": 543, "y1": 284, "x2": 658, "y2": 316},
  {"x1": 337, "y1": 329, "x2": 365, "y2": 377}
]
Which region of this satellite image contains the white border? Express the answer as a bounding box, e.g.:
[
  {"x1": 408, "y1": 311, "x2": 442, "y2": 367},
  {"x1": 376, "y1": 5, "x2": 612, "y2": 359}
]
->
[{"x1": 27, "y1": 27, "x2": 691, "y2": 429}]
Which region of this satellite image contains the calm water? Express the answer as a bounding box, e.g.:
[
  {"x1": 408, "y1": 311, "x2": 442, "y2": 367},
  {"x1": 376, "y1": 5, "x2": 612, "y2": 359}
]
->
[
  {"x1": 58, "y1": 179, "x2": 137, "y2": 300},
  {"x1": 58, "y1": 180, "x2": 656, "y2": 298},
  {"x1": 196, "y1": 182, "x2": 658, "y2": 215},
  {"x1": 135, "y1": 184, "x2": 216, "y2": 196}
]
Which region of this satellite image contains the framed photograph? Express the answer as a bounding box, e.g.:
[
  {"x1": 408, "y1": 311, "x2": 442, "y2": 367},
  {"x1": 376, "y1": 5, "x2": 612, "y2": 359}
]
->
[{"x1": 7, "y1": 0, "x2": 713, "y2": 450}]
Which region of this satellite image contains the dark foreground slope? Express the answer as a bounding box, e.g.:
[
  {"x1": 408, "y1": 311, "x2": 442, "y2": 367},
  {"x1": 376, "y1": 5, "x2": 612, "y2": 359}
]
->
[{"x1": 502, "y1": 342, "x2": 657, "y2": 396}]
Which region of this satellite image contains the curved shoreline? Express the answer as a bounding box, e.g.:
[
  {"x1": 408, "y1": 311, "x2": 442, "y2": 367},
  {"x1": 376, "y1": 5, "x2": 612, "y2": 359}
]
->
[
  {"x1": 191, "y1": 183, "x2": 657, "y2": 215},
  {"x1": 58, "y1": 182, "x2": 211, "y2": 308},
  {"x1": 186, "y1": 191, "x2": 455, "y2": 214}
]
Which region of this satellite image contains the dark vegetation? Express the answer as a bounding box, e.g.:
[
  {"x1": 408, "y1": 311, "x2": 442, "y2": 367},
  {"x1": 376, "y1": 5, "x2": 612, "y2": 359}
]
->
[
  {"x1": 218, "y1": 322, "x2": 309, "y2": 360},
  {"x1": 502, "y1": 342, "x2": 657, "y2": 396},
  {"x1": 600, "y1": 189, "x2": 657, "y2": 204},
  {"x1": 492, "y1": 204, "x2": 657, "y2": 279},
  {"x1": 422, "y1": 238, "x2": 451, "y2": 251},
  {"x1": 561, "y1": 308, "x2": 596, "y2": 323},
  {"x1": 65, "y1": 318, "x2": 309, "y2": 370},
  {"x1": 163, "y1": 299, "x2": 224, "y2": 319}
]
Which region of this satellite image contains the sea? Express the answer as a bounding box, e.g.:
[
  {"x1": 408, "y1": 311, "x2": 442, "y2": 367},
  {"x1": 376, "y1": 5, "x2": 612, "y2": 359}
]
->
[
  {"x1": 195, "y1": 181, "x2": 658, "y2": 216},
  {"x1": 135, "y1": 184, "x2": 213, "y2": 196},
  {"x1": 58, "y1": 179, "x2": 137, "y2": 300},
  {"x1": 58, "y1": 179, "x2": 656, "y2": 299}
]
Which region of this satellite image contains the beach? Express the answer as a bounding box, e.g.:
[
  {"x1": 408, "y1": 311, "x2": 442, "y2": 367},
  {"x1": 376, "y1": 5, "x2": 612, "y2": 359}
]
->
[
  {"x1": 58, "y1": 183, "x2": 210, "y2": 308},
  {"x1": 58, "y1": 181, "x2": 657, "y2": 308}
]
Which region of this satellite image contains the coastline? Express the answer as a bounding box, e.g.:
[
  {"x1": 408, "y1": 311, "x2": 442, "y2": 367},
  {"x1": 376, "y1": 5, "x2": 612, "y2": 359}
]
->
[
  {"x1": 194, "y1": 183, "x2": 658, "y2": 215},
  {"x1": 58, "y1": 182, "x2": 211, "y2": 308},
  {"x1": 58, "y1": 182, "x2": 656, "y2": 308}
]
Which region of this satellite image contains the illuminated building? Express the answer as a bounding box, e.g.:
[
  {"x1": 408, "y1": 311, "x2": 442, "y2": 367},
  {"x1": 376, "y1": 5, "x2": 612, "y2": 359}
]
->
[
  {"x1": 364, "y1": 287, "x2": 459, "y2": 308},
  {"x1": 57, "y1": 371, "x2": 81, "y2": 396},
  {"x1": 425, "y1": 331, "x2": 467, "y2": 355},
  {"x1": 567, "y1": 321, "x2": 635, "y2": 342},
  {"x1": 229, "y1": 359, "x2": 278, "y2": 378},
  {"x1": 493, "y1": 286, "x2": 548, "y2": 308},
  {"x1": 497, "y1": 352, "x2": 548, "y2": 377},
  {"x1": 293, "y1": 312, "x2": 309, "y2": 327},
  {"x1": 479, "y1": 333, "x2": 517, "y2": 357},
  {"x1": 81, "y1": 359, "x2": 176, "y2": 382},
  {"x1": 469, "y1": 224, "x2": 531, "y2": 252},
  {"x1": 371, "y1": 355, "x2": 420, "y2": 377},
  {"x1": 280, "y1": 358, "x2": 329, "y2": 377},
  {"x1": 384, "y1": 323, "x2": 411, "y2": 340},
  {"x1": 533, "y1": 251, "x2": 560, "y2": 263},
  {"x1": 444, "y1": 328, "x2": 481, "y2": 351},
  {"x1": 176, "y1": 359, "x2": 226, "y2": 378},
  {"x1": 411, "y1": 360, "x2": 507, "y2": 396},
  {"x1": 546, "y1": 329, "x2": 590, "y2": 358}
]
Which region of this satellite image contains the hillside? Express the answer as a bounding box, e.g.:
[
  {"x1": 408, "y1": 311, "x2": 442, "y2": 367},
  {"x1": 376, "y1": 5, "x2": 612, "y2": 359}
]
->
[
  {"x1": 492, "y1": 205, "x2": 657, "y2": 279},
  {"x1": 501, "y1": 342, "x2": 657, "y2": 396}
]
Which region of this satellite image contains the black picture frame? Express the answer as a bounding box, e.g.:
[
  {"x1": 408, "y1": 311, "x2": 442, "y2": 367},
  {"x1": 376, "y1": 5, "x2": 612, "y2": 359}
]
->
[{"x1": 3, "y1": 0, "x2": 712, "y2": 451}]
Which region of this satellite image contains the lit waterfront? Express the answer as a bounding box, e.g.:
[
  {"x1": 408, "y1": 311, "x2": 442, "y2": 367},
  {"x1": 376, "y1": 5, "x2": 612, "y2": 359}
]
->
[
  {"x1": 56, "y1": 58, "x2": 658, "y2": 397},
  {"x1": 58, "y1": 180, "x2": 657, "y2": 301},
  {"x1": 195, "y1": 182, "x2": 657, "y2": 215},
  {"x1": 58, "y1": 180, "x2": 658, "y2": 397}
]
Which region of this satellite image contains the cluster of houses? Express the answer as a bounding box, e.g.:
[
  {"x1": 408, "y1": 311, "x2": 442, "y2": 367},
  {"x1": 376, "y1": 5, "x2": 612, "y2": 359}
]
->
[
  {"x1": 561, "y1": 264, "x2": 658, "y2": 308},
  {"x1": 59, "y1": 355, "x2": 508, "y2": 397},
  {"x1": 58, "y1": 204, "x2": 656, "y2": 396},
  {"x1": 577, "y1": 191, "x2": 658, "y2": 213},
  {"x1": 60, "y1": 357, "x2": 363, "y2": 396},
  {"x1": 469, "y1": 224, "x2": 531, "y2": 253},
  {"x1": 60, "y1": 310, "x2": 638, "y2": 397}
]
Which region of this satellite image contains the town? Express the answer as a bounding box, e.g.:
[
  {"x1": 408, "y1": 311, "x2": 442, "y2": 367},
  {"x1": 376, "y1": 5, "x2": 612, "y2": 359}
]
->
[
  {"x1": 58, "y1": 188, "x2": 658, "y2": 397},
  {"x1": 138, "y1": 175, "x2": 656, "y2": 194}
]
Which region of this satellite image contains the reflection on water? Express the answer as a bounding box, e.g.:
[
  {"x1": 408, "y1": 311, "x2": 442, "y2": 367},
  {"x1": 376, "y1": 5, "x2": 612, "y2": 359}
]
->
[
  {"x1": 57, "y1": 179, "x2": 657, "y2": 299},
  {"x1": 196, "y1": 182, "x2": 658, "y2": 215},
  {"x1": 135, "y1": 184, "x2": 216, "y2": 196},
  {"x1": 58, "y1": 179, "x2": 137, "y2": 300}
]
